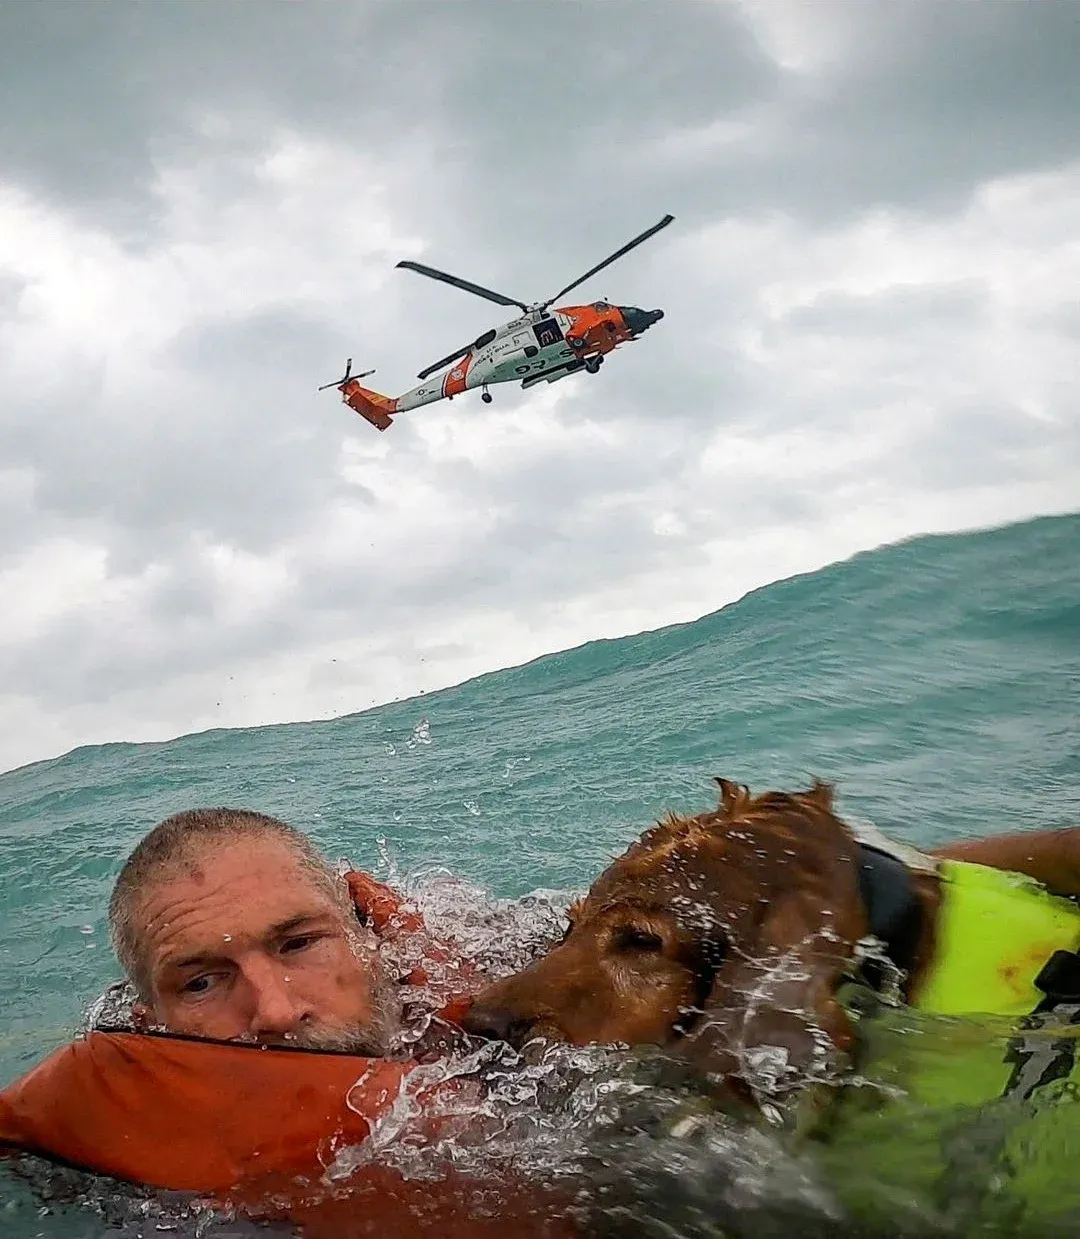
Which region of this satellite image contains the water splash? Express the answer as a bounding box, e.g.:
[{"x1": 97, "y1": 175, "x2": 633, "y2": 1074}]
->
[
  {"x1": 83, "y1": 978, "x2": 139, "y2": 1032},
  {"x1": 67, "y1": 871, "x2": 1080, "y2": 1238}
]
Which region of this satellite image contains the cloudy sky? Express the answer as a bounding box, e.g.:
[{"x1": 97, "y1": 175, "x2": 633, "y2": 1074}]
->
[{"x1": 1, "y1": 0, "x2": 1078, "y2": 773}]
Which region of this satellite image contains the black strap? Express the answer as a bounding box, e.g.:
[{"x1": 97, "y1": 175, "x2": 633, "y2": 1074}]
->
[
  {"x1": 1031, "y1": 948, "x2": 1080, "y2": 1012},
  {"x1": 849, "y1": 850, "x2": 1080, "y2": 1104},
  {"x1": 854, "y1": 842, "x2": 924, "y2": 982},
  {"x1": 1000, "y1": 948, "x2": 1080, "y2": 1101}
]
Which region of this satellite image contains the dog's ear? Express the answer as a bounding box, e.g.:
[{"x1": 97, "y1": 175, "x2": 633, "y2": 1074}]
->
[
  {"x1": 684, "y1": 888, "x2": 864, "y2": 1088},
  {"x1": 678, "y1": 813, "x2": 866, "y2": 1093},
  {"x1": 800, "y1": 779, "x2": 835, "y2": 813},
  {"x1": 714, "y1": 777, "x2": 750, "y2": 816}
]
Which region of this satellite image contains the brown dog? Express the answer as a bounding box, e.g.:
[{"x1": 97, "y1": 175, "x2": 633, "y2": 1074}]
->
[{"x1": 463, "y1": 779, "x2": 1080, "y2": 1094}]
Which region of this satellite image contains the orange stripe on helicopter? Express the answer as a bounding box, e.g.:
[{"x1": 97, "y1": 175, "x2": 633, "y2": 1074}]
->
[{"x1": 442, "y1": 354, "x2": 473, "y2": 399}]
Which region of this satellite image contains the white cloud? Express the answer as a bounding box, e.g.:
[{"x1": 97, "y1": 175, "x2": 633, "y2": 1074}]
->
[
  {"x1": 735, "y1": 0, "x2": 861, "y2": 75},
  {"x1": 0, "y1": 2, "x2": 1078, "y2": 774}
]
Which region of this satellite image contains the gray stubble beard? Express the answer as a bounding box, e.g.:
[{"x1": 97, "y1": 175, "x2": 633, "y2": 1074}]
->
[
  {"x1": 275, "y1": 928, "x2": 404, "y2": 1056},
  {"x1": 279, "y1": 967, "x2": 402, "y2": 1056}
]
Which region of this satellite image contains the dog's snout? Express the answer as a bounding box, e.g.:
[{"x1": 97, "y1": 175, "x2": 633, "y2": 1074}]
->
[{"x1": 462, "y1": 1002, "x2": 537, "y2": 1046}]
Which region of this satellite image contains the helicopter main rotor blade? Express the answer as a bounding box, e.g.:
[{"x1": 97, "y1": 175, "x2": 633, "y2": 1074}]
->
[
  {"x1": 541, "y1": 213, "x2": 675, "y2": 309},
  {"x1": 397, "y1": 260, "x2": 530, "y2": 312},
  {"x1": 417, "y1": 344, "x2": 471, "y2": 382}
]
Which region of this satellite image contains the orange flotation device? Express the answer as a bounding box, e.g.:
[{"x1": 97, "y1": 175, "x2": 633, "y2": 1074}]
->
[
  {"x1": 0, "y1": 874, "x2": 576, "y2": 1236},
  {"x1": 343, "y1": 870, "x2": 480, "y2": 1027},
  {"x1": 0, "y1": 1028, "x2": 415, "y2": 1192}
]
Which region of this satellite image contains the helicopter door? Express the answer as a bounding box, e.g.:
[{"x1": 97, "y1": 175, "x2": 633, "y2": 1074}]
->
[{"x1": 532, "y1": 318, "x2": 564, "y2": 349}]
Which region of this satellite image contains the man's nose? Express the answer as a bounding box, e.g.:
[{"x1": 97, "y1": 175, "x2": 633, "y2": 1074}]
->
[{"x1": 243, "y1": 960, "x2": 310, "y2": 1037}]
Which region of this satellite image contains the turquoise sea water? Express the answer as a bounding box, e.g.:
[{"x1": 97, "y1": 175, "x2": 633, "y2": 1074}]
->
[{"x1": 1, "y1": 510, "x2": 1078, "y2": 1236}]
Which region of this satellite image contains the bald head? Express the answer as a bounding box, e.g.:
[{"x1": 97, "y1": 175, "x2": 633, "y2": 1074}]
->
[
  {"x1": 108, "y1": 808, "x2": 347, "y2": 998},
  {"x1": 106, "y1": 807, "x2": 395, "y2": 1052}
]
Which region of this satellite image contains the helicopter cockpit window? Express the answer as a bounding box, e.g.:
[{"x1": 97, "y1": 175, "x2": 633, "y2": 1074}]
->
[
  {"x1": 592, "y1": 301, "x2": 610, "y2": 311},
  {"x1": 532, "y1": 318, "x2": 564, "y2": 348}
]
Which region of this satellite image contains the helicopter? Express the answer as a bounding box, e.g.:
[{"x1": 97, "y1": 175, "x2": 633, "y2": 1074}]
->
[{"x1": 319, "y1": 214, "x2": 674, "y2": 432}]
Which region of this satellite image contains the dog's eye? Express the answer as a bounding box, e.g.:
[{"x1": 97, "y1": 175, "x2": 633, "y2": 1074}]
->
[{"x1": 615, "y1": 926, "x2": 664, "y2": 953}]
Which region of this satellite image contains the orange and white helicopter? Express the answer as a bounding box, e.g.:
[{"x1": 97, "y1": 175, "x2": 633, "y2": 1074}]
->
[{"x1": 319, "y1": 214, "x2": 674, "y2": 431}]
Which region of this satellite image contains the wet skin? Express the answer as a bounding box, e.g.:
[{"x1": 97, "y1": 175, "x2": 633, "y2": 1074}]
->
[{"x1": 133, "y1": 837, "x2": 384, "y2": 1049}]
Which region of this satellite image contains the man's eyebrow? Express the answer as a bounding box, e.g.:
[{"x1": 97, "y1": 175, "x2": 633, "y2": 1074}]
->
[
  {"x1": 269, "y1": 912, "x2": 335, "y2": 939},
  {"x1": 163, "y1": 913, "x2": 336, "y2": 972},
  {"x1": 164, "y1": 950, "x2": 224, "y2": 973}
]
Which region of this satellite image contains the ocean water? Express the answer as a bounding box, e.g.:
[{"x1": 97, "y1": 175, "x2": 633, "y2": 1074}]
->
[{"x1": 1, "y1": 510, "x2": 1078, "y2": 1236}]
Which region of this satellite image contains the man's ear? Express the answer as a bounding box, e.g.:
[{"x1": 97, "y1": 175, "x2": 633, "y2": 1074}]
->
[{"x1": 131, "y1": 999, "x2": 153, "y2": 1029}]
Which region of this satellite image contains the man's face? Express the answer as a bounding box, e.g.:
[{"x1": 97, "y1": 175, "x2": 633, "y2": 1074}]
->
[{"x1": 133, "y1": 835, "x2": 394, "y2": 1052}]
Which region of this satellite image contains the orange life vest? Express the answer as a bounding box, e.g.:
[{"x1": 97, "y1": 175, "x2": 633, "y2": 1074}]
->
[
  {"x1": 0, "y1": 1028, "x2": 416, "y2": 1191},
  {"x1": 343, "y1": 870, "x2": 480, "y2": 1026},
  {"x1": 0, "y1": 871, "x2": 572, "y2": 1237}
]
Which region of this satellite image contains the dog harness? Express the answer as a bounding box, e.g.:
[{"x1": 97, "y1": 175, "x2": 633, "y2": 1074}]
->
[
  {"x1": 820, "y1": 838, "x2": 1080, "y2": 1228},
  {"x1": 851, "y1": 832, "x2": 1080, "y2": 1115},
  {"x1": 854, "y1": 836, "x2": 1080, "y2": 1017}
]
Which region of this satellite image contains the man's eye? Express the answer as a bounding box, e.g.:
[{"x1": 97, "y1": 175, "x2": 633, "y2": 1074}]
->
[
  {"x1": 281, "y1": 934, "x2": 322, "y2": 954},
  {"x1": 615, "y1": 926, "x2": 664, "y2": 953},
  {"x1": 182, "y1": 975, "x2": 216, "y2": 995}
]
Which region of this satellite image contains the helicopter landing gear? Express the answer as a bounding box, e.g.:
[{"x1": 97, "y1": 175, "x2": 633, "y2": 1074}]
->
[
  {"x1": 481, "y1": 387, "x2": 493, "y2": 404},
  {"x1": 584, "y1": 355, "x2": 603, "y2": 374}
]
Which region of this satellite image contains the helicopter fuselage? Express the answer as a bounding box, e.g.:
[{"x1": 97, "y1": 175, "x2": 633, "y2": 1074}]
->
[{"x1": 390, "y1": 300, "x2": 663, "y2": 412}]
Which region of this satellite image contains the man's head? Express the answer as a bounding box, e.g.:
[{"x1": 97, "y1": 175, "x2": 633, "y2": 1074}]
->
[{"x1": 108, "y1": 808, "x2": 398, "y2": 1054}]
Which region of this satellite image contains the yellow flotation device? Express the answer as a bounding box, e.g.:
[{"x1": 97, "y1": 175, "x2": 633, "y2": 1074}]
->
[
  {"x1": 911, "y1": 858, "x2": 1080, "y2": 1018},
  {"x1": 821, "y1": 860, "x2": 1080, "y2": 1233}
]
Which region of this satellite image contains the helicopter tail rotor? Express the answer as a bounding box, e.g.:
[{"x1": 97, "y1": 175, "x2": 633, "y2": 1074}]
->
[
  {"x1": 318, "y1": 358, "x2": 394, "y2": 430},
  {"x1": 317, "y1": 358, "x2": 377, "y2": 392}
]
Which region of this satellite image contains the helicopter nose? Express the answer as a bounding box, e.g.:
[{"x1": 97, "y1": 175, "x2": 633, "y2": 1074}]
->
[{"x1": 619, "y1": 306, "x2": 664, "y2": 335}]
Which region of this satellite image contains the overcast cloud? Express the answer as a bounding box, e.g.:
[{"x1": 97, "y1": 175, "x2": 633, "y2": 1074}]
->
[{"x1": 1, "y1": 0, "x2": 1078, "y2": 773}]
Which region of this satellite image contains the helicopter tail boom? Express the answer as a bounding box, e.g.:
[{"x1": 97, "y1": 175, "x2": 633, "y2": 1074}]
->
[{"x1": 341, "y1": 378, "x2": 397, "y2": 432}]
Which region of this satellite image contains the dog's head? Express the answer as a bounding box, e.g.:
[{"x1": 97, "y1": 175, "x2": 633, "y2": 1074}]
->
[{"x1": 464, "y1": 779, "x2": 873, "y2": 1084}]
